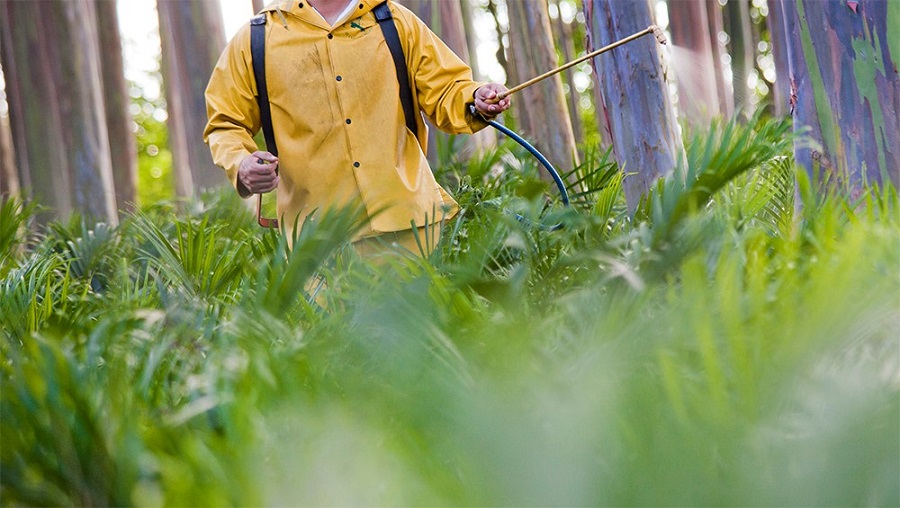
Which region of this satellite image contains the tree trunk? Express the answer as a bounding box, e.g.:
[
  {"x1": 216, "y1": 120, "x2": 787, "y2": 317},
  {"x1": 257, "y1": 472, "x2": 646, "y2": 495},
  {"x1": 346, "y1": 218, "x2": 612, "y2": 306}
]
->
[
  {"x1": 726, "y1": 0, "x2": 754, "y2": 114},
  {"x1": 157, "y1": 0, "x2": 227, "y2": 197},
  {"x1": 506, "y1": 0, "x2": 579, "y2": 180},
  {"x1": 0, "y1": 111, "x2": 18, "y2": 198},
  {"x1": 399, "y1": 0, "x2": 495, "y2": 162},
  {"x1": 668, "y1": 0, "x2": 721, "y2": 127},
  {"x1": 550, "y1": 0, "x2": 585, "y2": 149},
  {"x1": 781, "y1": 0, "x2": 899, "y2": 191},
  {"x1": 584, "y1": 0, "x2": 682, "y2": 210},
  {"x1": 766, "y1": 0, "x2": 790, "y2": 116},
  {"x1": 706, "y1": 0, "x2": 733, "y2": 118},
  {"x1": 0, "y1": 0, "x2": 117, "y2": 224},
  {"x1": 459, "y1": 0, "x2": 483, "y2": 80},
  {"x1": 96, "y1": 0, "x2": 138, "y2": 213},
  {"x1": 486, "y1": 0, "x2": 510, "y2": 84}
]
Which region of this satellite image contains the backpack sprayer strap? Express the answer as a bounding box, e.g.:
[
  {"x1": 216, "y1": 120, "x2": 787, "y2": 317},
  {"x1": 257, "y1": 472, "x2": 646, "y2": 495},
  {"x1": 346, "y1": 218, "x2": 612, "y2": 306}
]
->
[
  {"x1": 250, "y1": 14, "x2": 279, "y2": 228},
  {"x1": 248, "y1": 3, "x2": 417, "y2": 228},
  {"x1": 373, "y1": 2, "x2": 419, "y2": 139}
]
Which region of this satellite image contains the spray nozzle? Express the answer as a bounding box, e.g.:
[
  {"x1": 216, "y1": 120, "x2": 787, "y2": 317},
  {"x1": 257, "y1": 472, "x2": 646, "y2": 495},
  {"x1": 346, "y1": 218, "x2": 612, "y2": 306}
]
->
[{"x1": 649, "y1": 25, "x2": 667, "y2": 45}]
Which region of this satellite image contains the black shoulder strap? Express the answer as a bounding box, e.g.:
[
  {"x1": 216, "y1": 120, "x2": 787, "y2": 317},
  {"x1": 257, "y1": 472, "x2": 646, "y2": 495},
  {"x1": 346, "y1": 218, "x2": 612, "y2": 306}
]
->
[
  {"x1": 250, "y1": 14, "x2": 279, "y2": 157},
  {"x1": 249, "y1": 4, "x2": 418, "y2": 150},
  {"x1": 373, "y1": 2, "x2": 419, "y2": 139}
]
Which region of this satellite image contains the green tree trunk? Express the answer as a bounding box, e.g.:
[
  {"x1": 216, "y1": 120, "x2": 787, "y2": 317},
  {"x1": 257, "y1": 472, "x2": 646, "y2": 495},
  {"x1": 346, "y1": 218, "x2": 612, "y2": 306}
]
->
[
  {"x1": 157, "y1": 0, "x2": 227, "y2": 197},
  {"x1": 766, "y1": 0, "x2": 790, "y2": 116},
  {"x1": 506, "y1": 0, "x2": 579, "y2": 179},
  {"x1": 726, "y1": 0, "x2": 754, "y2": 114},
  {"x1": 0, "y1": 0, "x2": 117, "y2": 224},
  {"x1": 668, "y1": 0, "x2": 721, "y2": 126},
  {"x1": 781, "y1": 0, "x2": 899, "y2": 190},
  {"x1": 584, "y1": 0, "x2": 682, "y2": 209},
  {"x1": 96, "y1": 0, "x2": 138, "y2": 213}
]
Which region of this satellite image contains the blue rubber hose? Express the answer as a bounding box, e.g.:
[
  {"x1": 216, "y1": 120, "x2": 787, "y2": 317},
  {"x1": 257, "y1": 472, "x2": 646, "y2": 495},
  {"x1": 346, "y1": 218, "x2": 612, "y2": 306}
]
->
[
  {"x1": 481, "y1": 116, "x2": 570, "y2": 207},
  {"x1": 471, "y1": 106, "x2": 570, "y2": 231}
]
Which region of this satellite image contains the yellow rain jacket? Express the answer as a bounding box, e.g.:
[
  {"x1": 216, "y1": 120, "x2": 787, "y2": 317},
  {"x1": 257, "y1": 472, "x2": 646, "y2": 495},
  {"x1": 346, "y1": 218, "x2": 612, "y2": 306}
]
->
[{"x1": 204, "y1": 0, "x2": 488, "y2": 238}]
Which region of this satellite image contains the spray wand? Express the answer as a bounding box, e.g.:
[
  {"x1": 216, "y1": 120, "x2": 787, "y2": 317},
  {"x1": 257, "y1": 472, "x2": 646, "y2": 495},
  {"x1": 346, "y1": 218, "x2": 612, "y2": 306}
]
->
[
  {"x1": 495, "y1": 25, "x2": 667, "y2": 101},
  {"x1": 472, "y1": 25, "x2": 666, "y2": 229}
]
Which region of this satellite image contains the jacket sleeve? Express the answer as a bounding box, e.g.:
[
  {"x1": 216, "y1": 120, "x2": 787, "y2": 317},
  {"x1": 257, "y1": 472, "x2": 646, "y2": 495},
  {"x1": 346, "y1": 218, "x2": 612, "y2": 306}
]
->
[
  {"x1": 393, "y1": 5, "x2": 489, "y2": 135},
  {"x1": 203, "y1": 23, "x2": 261, "y2": 198}
]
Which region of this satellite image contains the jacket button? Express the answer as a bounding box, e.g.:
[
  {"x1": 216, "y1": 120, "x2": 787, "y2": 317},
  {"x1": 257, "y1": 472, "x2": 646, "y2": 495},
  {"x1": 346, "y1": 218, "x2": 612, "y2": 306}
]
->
[
  {"x1": 336, "y1": 75, "x2": 342, "y2": 81},
  {"x1": 345, "y1": 118, "x2": 351, "y2": 124},
  {"x1": 354, "y1": 162, "x2": 360, "y2": 168},
  {"x1": 327, "y1": 33, "x2": 333, "y2": 39}
]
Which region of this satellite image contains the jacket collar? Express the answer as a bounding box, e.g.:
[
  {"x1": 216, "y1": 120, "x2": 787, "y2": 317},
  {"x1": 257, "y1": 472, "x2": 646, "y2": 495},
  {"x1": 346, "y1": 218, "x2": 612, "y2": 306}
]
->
[{"x1": 260, "y1": 0, "x2": 385, "y2": 30}]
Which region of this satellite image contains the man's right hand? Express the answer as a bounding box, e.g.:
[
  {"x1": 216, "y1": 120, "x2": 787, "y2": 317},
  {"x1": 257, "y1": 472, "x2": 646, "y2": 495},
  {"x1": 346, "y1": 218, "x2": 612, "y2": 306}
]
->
[{"x1": 238, "y1": 151, "x2": 280, "y2": 196}]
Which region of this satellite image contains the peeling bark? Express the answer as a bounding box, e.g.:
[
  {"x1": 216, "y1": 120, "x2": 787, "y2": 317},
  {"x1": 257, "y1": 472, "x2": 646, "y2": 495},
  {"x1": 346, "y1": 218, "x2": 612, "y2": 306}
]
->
[
  {"x1": 782, "y1": 0, "x2": 899, "y2": 190},
  {"x1": 584, "y1": 0, "x2": 683, "y2": 210}
]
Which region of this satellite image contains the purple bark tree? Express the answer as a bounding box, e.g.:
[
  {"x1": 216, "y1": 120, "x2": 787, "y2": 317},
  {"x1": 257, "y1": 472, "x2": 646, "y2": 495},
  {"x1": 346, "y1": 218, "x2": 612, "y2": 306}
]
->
[
  {"x1": 584, "y1": 0, "x2": 682, "y2": 209},
  {"x1": 781, "y1": 0, "x2": 899, "y2": 190},
  {"x1": 766, "y1": 0, "x2": 790, "y2": 116}
]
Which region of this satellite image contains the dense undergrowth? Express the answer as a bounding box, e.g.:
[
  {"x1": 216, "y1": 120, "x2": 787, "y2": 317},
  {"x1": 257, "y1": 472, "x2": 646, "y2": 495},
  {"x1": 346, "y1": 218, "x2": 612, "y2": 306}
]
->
[{"x1": 2, "y1": 115, "x2": 898, "y2": 506}]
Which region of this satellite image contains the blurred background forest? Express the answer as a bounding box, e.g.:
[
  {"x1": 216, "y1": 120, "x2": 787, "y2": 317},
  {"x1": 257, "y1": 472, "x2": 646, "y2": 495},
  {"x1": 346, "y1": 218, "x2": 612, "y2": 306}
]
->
[{"x1": 1, "y1": 0, "x2": 896, "y2": 218}]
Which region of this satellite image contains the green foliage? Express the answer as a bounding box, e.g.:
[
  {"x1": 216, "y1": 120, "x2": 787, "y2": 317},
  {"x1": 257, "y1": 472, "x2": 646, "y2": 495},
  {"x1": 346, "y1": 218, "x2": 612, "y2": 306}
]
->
[
  {"x1": 1, "y1": 116, "x2": 898, "y2": 506},
  {"x1": 130, "y1": 83, "x2": 175, "y2": 206}
]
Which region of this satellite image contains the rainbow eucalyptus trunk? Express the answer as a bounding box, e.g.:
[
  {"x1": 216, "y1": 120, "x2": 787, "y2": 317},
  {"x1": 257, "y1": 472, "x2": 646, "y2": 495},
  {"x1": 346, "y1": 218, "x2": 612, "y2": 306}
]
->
[
  {"x1": 706, "y1": 0, "x2": 734, "y2": 117},
  {"x1": 584, "y1": 0, "x2": 682, "y2": 210},
  {"x1": 506, "y1": 0, "x2": 579, "y2": 180},
  {"x1": 96, "y1": 0, "x2": 138, "y2": 213},
  {"x1": 0, "y1": 0, "x2": 117, "y2": 224},
  {"x1": 726, "y1": 0, "x2": 754, "y2": 114},
  {"x1": 766, "y1": 0, "x2": 790, "y2": 116},
  {"x1": 158, "y1": 0, "x2": 227, "y2": 197},
  {"x1": 398, "y1": 0, "x2": 495, "y2": 161},
  {"x1": 781, "y1": 0, "x2": 899, "y2": 190},
  {"x1": 668, "y1": 0, "x2": 721, "y2": 127}
]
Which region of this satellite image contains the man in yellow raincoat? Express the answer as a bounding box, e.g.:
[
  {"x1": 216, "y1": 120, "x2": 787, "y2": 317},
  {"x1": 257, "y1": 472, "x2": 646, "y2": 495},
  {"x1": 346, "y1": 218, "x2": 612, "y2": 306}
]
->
[{"x1": 204, "y1": 0, "x2": 510, "y2": 254}]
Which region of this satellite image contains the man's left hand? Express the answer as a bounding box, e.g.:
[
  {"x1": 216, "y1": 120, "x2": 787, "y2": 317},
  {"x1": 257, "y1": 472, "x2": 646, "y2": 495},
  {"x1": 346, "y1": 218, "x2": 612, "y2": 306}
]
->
[{"x1": 474, "y1": 83, "x2": 511, "y2": 118}]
